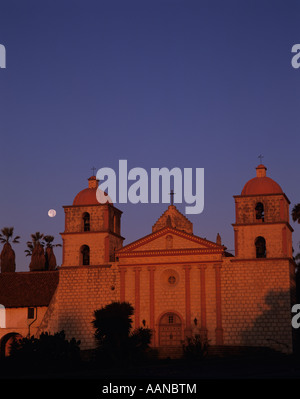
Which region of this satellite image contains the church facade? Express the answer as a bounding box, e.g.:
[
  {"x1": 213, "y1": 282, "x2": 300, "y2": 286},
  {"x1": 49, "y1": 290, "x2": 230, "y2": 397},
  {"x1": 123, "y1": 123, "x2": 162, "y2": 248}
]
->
[{"x1": 0, "y1": 164, "x2": 296, "y2": 357}]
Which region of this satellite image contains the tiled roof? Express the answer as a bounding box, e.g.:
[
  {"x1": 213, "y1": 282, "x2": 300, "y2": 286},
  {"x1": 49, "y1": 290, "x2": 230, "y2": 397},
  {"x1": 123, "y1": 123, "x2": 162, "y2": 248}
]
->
[{"x1": 0, "y1": 271, "x2": 59, "y2": 308}]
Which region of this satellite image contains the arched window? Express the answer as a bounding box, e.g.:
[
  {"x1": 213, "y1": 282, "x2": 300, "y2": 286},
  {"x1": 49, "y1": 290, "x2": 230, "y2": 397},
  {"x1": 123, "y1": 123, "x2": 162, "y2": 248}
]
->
[
  {"x1": 255, "y1": 236, "x2": 266, "y2": 258},
  {"x1": 83, "y1": 212, "x2": 90, "y2": 232},
  {"x1": 255, "y1": 202, "x2": 264, "y2": 222},
  {"x1": 81, "y1": 245, "x2": 90, "y2": 265}
]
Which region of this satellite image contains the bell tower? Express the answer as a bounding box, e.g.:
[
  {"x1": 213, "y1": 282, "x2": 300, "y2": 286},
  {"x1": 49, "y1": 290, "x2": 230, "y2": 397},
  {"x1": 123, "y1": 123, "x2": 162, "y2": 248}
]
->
[
  {"x1": 61, "y1": 176, "x2": 124, "y2": 267},
  {"x1": 233, "y1": 164, "x2": 293, "y2": 259}
]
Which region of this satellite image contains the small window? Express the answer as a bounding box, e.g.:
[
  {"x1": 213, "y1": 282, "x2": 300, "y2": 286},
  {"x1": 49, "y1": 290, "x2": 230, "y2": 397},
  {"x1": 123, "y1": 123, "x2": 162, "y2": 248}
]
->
[
  {"x1": 28, "y1": 307, "x2": 35, "y2": 319},
  {"x1": 255, "y1": 236, "x2": 266, "y2": 258},
  {"x1": 255, "y1": 202, "x2": 264, "y2": 222},
  {"x1": 81, "y1": 245, "x2": 90, "y2": 265},
  {"x1": 168, "y1": 315, "x2": 174, "y2": 324},
  {"x1": 83, "y1": 212, "x2": 90, "y2": 232}
]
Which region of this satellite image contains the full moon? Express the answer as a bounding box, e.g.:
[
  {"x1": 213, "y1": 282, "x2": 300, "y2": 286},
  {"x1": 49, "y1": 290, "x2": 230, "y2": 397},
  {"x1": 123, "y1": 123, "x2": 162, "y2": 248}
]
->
[{"x1": 48, "y1": 209, "x2": 56, "y2": 218}]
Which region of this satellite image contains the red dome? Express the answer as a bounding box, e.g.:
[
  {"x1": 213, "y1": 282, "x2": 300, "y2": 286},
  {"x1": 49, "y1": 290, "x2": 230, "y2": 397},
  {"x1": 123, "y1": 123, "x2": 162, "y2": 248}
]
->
[
  {"x1": 73, "y1": 176, "x2": 113, "y2": 205},
  {"x1": 241, "y1": 177, "x2": 283, "y2": 195},
  {"x1": 241, "y1": 165, "x2": 283, "y2": 196},
  {"x1": 73, "y1": 188, "x2": 99, "y2": 206}
]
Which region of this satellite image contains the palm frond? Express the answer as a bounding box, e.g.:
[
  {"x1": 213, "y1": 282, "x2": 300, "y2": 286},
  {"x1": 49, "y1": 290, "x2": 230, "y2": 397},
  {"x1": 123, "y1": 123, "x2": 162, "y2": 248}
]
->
[
  {"x1": 0, "y1": 227, "x2": 20, "y2": 245},
  {"x1": 13, "y1": 236, "x2": 20, "y2": 243},
  {"x1": 292, "y1": 203, "x2": 300, "y2": 223}
]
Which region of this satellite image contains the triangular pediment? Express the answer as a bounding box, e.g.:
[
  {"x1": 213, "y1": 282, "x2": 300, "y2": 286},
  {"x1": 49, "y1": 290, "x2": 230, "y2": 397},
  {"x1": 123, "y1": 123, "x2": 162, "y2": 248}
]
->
[
  {"x1": 152, "y1": 205, "x2": 193, "y2": 234},
  {"x1": 117, "y1": 227, "x2": 224, "y2": 257}
]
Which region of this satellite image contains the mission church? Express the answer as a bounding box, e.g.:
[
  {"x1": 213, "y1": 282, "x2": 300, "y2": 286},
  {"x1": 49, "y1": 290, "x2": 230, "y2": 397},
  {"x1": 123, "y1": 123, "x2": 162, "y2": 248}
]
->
[{"x1": 0, "y1": 164, "x2": 296, "y2": 357}]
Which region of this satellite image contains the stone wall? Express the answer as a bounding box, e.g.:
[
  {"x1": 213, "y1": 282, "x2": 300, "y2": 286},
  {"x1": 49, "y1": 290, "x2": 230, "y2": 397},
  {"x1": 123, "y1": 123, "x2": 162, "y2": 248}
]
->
[
  {"x1": 38, "y1": 265, "x2": 120, "y2": 349},
  {"x1": 36, "y1": 254, "x2": 296, "y2": 354},
  {"x1": 221, "y1": 257, "x2": 295, "y2": 353}
]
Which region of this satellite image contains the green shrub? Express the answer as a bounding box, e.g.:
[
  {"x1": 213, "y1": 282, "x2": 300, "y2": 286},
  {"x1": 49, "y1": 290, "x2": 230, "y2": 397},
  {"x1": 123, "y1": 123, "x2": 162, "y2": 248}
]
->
[
  {"x1": 92, "y1": 302, "x2": 152, "y2": 366},
  {"x1": 182, "y1": 335, "x2": 209, "y2": 361}
]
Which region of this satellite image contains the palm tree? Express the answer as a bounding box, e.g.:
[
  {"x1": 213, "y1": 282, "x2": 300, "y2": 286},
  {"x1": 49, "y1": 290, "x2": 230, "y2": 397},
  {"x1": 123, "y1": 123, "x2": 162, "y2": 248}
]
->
[
  {"x1": 0, "y1": 227, "x2": 20, "y2": 245},
  {"x1": 44, "y1": 235, "x2": 62, "y2": 270},
  {"x1": 25, "y1": 242, "x2": 34, "y2": 257},
  {"x1": 0, "y1": 227, "x2": 20, "y2": 273},
  {"x1": 31, "y1": 232, "x2": 44, "y2": 246},
  {"x1": 295, "y1": 253, "x2": 300, "y2": 266},
  {"x1": 292, "y1": 203, "x2": 300, "y2": 224},
  {"x1": 28, "y1": 232, "x2": 46, "y2": 272}
]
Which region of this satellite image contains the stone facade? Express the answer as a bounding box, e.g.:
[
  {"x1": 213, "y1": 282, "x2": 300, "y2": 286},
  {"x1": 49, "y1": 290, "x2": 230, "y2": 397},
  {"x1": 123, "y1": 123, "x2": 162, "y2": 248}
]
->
[{"x1": 0, "y1": 165, "x2": 297, "y2": 356}]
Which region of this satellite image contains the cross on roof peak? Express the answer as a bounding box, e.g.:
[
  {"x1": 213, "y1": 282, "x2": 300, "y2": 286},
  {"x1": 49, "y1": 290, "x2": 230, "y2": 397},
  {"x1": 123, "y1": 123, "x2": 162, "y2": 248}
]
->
[
  {"x1": 169, "y1": 189, "x2": 175, "y2": 206},
  {"x1": 258, "y1": 154, "x2": 264, "y2": 164}
]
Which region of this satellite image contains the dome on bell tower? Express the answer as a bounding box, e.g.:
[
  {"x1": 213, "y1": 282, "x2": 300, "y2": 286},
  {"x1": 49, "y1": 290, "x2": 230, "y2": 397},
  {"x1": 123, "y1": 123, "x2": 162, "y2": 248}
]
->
[
  {"x1": 73, "y1": 176, "x2": 112, "y2": 206},
  {"x1": 62, "y1": 175, "x2": 122, "y2": 268},
  {"x1": 234, "y1": 164, "x2": 292, "y2": 260},
  {"x1": 241, "y1": 164, "x2": 283, "y2": 196}
]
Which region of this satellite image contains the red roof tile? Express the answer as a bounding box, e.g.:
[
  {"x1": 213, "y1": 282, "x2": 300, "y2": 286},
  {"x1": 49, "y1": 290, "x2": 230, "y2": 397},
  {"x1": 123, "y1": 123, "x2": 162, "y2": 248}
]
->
[{"x1": 0, "y1": 271, "x2": 59, "y2": 308}]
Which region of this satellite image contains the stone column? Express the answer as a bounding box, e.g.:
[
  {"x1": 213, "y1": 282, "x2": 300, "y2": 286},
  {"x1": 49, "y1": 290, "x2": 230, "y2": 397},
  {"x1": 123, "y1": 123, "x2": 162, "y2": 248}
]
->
[
  {"x1": 214, "y1": 263, "x2": 223, "y2": 345},
  {"x1": 134, "y1": 267, "x2": 141, "y2": 328},
  {"x1": 148, "y1": 266, "x2": 156, "y2": 346},
  {"x1": 198, "y1": 264, "x2": 208, "y2": 339},
  {"x1": 183, "y1": 265, "x2": 192, "y2": 337}
]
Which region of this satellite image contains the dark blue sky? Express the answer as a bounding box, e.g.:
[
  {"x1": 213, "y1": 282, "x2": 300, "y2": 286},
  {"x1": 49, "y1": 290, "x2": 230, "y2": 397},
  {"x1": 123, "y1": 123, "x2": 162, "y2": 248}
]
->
[{"x1": 0, "y1": 0, "x2": 299, "y2": 271}]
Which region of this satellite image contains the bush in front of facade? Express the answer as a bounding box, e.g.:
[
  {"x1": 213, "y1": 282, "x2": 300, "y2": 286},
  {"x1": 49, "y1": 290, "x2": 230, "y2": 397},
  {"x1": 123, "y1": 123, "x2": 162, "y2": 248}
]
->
[
  {"x1": 92, "y1": 302, "x2": 152, "y2": 367},
  {"x1": 182, "y1": 335, "x2": 209, "y2": 361},
  {"x1": 8, "y1": 330, "x2": 81, "y2": 373}
]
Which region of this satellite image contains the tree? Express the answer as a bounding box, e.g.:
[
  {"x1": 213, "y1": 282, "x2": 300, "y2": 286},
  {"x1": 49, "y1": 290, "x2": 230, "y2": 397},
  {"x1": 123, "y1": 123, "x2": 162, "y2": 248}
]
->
[
  {"x1": 25, "y1": 234, "x2": 61, "y2": 271},
  {"x1": 24, "y1": 241, "x2": 34, "y2": 257},
  {"x1": 292, "y1": 203, "x2": 300, "y2": 224},
  {"x1": 93, "y1": 302, "x2": 134, "y2": 348},
  {"x1": 30, "y1": 232, "x2": 44, "y2": 245},
  {"x1": 27, "y1": 232, "x2": 46, "y2": 271},
  {"x1": 44, "y1": 235, "x2": 62, "y2": 270},
  {"x1": 0, "y1": 227, "x2": 20, "y2": 273},
  {"x1": 92, "y1": 302, "x2": 152, "y2": 366}
]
